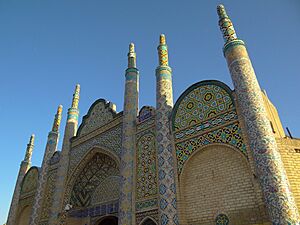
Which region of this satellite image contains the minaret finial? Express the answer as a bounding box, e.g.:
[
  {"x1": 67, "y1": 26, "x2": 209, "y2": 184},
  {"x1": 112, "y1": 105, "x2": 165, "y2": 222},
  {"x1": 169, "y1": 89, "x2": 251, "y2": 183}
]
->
[
  {"x1": 217, "y1": 4, "x2": 238, "y2": 44},
  {"x1": 158, "y1": 34, "x2": 169, "y2": 66},
  {"x1": 24, "y1": 134, "x2": 35, "y2": 162},
  {"x1": 128, "y1": 43, "x2": 136, "y2": 68},
  {"x1": 160, "y1": 34, "x2": 166, "y2": 45},
  {"x1": 71, "y1": 84, "x2": 80, "y2": 109},
  {"x1": 52, "y1": 105, "x2": 63, "y2": 132}
]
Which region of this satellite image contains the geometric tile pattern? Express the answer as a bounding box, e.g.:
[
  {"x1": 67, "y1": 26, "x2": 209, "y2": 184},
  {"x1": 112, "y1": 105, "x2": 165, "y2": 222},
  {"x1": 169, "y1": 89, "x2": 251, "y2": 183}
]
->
[
  {"x1": 175, "y1": 122, "x2": 247, "y2": 174},
  {"x1": 31, "y1": 131, "x2": 59, "y2": 225},
  {"x1": 215, "y1": 214, "x2": 229, "y2": 225},
  {"x1": 218, "y1": 5, "x2": 300, "y2": 223},
  {"x1": 91, "y1": 175, "x2": 120, "y2": 205},
  {"x1": 68, "y1": 200, "x2": 119, "y2": 218},
  {"x1": 39, "y1": 169, "x2": 57, "y2": 222},
  {"x1": 136, "y1": 132, "x2": 158, "y2": 200},
  {"x1": 174, "y1": 110, "x2": 238, "y2": 141},
  {"x1": 119, "y1": 67, "x2": 139, "y2": 225},
  {"x1": 172, "y1": 81, "x2": 247, "y2": 174},
  {"x1": 136, "y1": 198, "x2": 158, "y2": 212},
  {"x1": 138, "y1": 106, "x2": 155, "y2": 123},
  {"x1": 77, "y1": 99, "x2": 117, "y2": 136},
  {"x1": 173, "y1": 83, "x2": 233, "y2": 131},
  {"x1": 155, "y1": 49, "x2": 178, "y2": 225},
  {"x1": 20, "y1": 167, "x2": 39, "y2": 195},
  {"x1": 229, "y1": 56, "x2": 300, "y2": 224},
  {"x1": 70, "y1": 153, "x2": 119, "y2": 207},
  {"x1": 68, "y1": 124, "x2": 122, "y2": 177}
]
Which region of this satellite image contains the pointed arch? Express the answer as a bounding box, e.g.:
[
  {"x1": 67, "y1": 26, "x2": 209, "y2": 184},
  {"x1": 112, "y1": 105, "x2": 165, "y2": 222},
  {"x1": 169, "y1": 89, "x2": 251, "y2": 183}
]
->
[
  {"x1": 139, "y1": 216, "x2": 158, "y2": 225},
  {"x1": 63, "y1": 147, "x2": 120, "y2": 209}
]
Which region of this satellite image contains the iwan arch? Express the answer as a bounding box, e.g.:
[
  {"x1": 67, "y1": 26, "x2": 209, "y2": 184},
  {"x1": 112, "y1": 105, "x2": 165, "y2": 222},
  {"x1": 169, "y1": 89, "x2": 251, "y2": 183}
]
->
[{"x1": 7, "y1": 5, "x2": 300, "y2": 225}]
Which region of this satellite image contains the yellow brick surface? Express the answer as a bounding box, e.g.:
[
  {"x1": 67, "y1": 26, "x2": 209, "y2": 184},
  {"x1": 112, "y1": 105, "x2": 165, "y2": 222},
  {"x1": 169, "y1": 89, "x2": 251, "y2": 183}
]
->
[
  {"x1": 276, "y1": 137, "x2": 300, "y2": 212},
  {"x1": 179, "y1": 145, "x2": 268, "y2": 225}
]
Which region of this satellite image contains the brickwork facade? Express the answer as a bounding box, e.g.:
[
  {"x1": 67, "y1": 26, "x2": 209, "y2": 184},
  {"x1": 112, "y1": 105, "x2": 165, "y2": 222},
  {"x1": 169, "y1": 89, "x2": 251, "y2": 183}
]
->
[{"x1": 7, "y1": 5, "x2": 300, "y2": 225}]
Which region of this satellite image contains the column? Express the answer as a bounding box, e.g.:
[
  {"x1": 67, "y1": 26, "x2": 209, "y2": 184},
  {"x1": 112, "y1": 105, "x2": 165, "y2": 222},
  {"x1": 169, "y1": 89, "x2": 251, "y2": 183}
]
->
[
  {"x1": 30, "y1": 105, "x2": 62, "y2": 224},
  {"x1": 119, "y1": 43, "x2": 139, "y2": 225},
  {"x1": 217, "y1": 5, "x2": 299, "y2": 224},
  {"x1": 7, "y1": 134, "x2": 35, "y2": 225},
  {"x1": 155, "y1": 34, "x2": 178, "y2": 225}
]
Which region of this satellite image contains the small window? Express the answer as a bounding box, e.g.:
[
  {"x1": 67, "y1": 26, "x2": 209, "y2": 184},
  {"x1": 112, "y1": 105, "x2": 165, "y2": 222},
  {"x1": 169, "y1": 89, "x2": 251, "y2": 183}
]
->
[
  {"x1": 295, "y1": 148, "x2": 300, "y2": 153},
  {"x1": 270, "y1": 121, "x2": 276, "y2": 133},
  {"x1": 216, "y1": 213, "x2": 229, "y2": 225}
]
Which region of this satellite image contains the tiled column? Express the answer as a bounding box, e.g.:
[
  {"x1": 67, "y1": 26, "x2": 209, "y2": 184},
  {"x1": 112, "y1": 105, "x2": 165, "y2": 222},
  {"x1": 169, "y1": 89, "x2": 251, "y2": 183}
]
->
[
  {"x1": 119, "y1": 43, "x2": 139, "y2": 225},
  {"x1": 30, "y1": 105, "x2": 62, "y2": 225},
  {"x1": 7, "y1": 134, "x2": 35, "y2": 225},
  {"x1": 155, "y1": 34, "x2": 178, "y2": 225},
  {"x1": 49, "y1": 85, "x2": 80, "y2": 224},
  {"x1": 217, "y1": 5, "x2": 299, "y2": 224}
]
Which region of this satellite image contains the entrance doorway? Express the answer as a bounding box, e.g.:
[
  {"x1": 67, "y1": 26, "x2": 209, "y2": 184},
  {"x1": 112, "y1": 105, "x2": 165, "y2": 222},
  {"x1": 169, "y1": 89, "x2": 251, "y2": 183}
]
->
[
  {"x1": 141, "y1": 218, "x2": 156, "y2": 225},
  {"x1": 97, "y1": 216, "x2": 118, "y2": 225}
]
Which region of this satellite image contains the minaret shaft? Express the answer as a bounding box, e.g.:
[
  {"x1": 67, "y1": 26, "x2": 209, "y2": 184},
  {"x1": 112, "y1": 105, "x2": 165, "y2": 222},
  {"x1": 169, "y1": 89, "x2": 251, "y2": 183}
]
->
[
  {"x1": 218, "y1": 5, "x2": 299, "y2": 224},
  {"x1": 119, "y1": 43, "x2": 139, "y2": 225},
  {"x1": 155, "y1": 34, "x2": 178, "y2": 225},
  {"x1": 7, "y1": 135, "x2": 34, "y2": 225},
  {"x1": 30, "y1": 106, "x2": 62, "y2": 225},
  {"x1": 49, "y1": 85, "x2": 80, "y2": 224}
]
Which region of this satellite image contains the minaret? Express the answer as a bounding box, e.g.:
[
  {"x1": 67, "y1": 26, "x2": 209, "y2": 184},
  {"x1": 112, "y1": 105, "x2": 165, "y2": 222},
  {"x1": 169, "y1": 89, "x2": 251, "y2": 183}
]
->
[
  {"x1": 7, "y1": 134, "x2": 35, "y2": 225},
  {"x1": 155, "y1": 34, "x2": 178, "y2": 225},
  {"x1": 30, "y1": 105, "x2": 62, "y2": 225},
  {"x1": 49, "y1": 85, "x2": 80, "y2": 224},
  {"x1": 217, "y1": 5, "x2": 299, "y2": 224},
  {"x1": 119, "y1": 43, "x2": 139, "y2": 225}
]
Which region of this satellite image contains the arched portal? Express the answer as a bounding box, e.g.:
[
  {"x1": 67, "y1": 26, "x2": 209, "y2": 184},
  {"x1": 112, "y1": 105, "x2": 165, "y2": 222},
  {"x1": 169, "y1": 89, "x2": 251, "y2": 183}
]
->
[
  {"x1": 97, "y1": 216, "x2": 118, "y2": 225},
  {"x1": 140, "y1": 218, "x2": 157, "y2": 225}
]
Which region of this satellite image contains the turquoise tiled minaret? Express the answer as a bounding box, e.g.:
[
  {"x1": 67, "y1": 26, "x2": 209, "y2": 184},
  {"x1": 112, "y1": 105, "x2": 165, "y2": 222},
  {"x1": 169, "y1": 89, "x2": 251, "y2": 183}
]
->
[
  {"x1": 155, "y1": 34, "x2": 178, "y2": 225},
  {"x1": 30, "y1": 105, "x2": 62, "y2": 225},
  {"x1": 7, "y1": 134, "x2": 35, "y2": 225},
  {"x1": 217, "y1": 5, "x2": 299, "y2": 224},
  {"x1": 119, "y1": 43, "x2": 139, "y2": 225},
  {"x1": 49, "y1": 85, "x2": 80, "y2": 224}
]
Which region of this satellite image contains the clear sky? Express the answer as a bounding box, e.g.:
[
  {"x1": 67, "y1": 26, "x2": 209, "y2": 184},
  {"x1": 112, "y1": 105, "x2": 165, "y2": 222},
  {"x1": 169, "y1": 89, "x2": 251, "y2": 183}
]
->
[{"x1": 1, "y1": 0, "x2": 300, "y2": 223}]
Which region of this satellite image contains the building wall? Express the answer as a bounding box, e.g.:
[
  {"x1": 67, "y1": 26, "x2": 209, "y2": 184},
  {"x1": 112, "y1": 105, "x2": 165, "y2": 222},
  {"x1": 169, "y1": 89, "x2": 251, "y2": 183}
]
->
[
  {"x1": 179, "y1": 144, "x2": 268, "y2": 225},
  {"x1": 276, "y1": 138, "x2": 300, "y2": 212}
]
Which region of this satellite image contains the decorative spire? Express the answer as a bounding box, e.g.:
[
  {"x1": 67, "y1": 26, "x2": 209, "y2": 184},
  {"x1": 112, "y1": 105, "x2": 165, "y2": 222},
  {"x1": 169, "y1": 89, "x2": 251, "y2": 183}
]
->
[
  {"x1": 71, "y1": 84, "x2": 80, "y2": 109},
  {"x1": 52, "y1": 105, "x2": 63, "y2": 132},
  {"x1": 128, "y1": 43, "x2": 136, "y2": 68},
  {"x1": 217, "y1": 4, "x2": 238, "y2": 44},
  {"x1": 24, "y1": 134, "x2": 35, "y2": 162},
  {"x1": 158, "y1": 34, "x2": 169, "y2": 66}
]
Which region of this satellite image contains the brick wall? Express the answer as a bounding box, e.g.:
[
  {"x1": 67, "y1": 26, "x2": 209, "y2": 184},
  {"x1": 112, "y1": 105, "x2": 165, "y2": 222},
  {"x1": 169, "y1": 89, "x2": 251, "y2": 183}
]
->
[
  {"x1": 276, "y1": 138, "x2": 300, "y2": 212},
  {"x1": 179, "y1": 145, "x2": 269, "y2": 225}
]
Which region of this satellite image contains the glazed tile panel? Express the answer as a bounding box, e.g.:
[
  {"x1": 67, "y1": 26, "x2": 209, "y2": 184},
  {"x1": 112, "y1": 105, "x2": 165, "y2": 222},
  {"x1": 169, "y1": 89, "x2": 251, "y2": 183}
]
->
[
  {"x1": 173, "y1": 84, "x2": 233, "y2": 131},
  {"x1": 156, "y1": 67, "x2": 178, "y2": 225},
  {"x1": 119, "y1": 68, "x2": 139, "y2": 225},
  {"x1": 172, "y1": 81, "x2": 247, "y2": 175}
]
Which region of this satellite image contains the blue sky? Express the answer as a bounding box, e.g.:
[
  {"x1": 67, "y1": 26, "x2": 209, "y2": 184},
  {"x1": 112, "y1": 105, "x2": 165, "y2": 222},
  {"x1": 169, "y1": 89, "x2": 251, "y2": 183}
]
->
[{"x1": 0, "y1": 0, "x2": 299, "y2": 223}]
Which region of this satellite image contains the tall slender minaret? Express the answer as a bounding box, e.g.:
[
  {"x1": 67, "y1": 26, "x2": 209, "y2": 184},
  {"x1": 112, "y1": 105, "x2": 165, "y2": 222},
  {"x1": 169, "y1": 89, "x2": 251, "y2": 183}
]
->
[
  {"x1": 7, "y1": 134, "x2": 35, "y2": 225},
  {"x1": 217, "y1": 5, "x2": 299, "y2": 224},
  {"x1": 49, "y1": 85, "x2": 80, "y2": 224},
  {"x1": 119, "y1": 43, "x2": 139, "y2": 225},
  {"x1": 30, "y1": 105, "x2": 62, "y2": 225},
  {"x1": 155, "y1": 34, "x2": 178, "y2": 225}
]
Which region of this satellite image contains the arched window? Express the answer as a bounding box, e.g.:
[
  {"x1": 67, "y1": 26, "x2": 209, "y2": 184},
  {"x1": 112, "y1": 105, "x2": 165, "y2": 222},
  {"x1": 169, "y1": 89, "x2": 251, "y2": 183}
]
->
[{"x1": 215, "y1": 214, "x2": 229, "y2": 225}]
